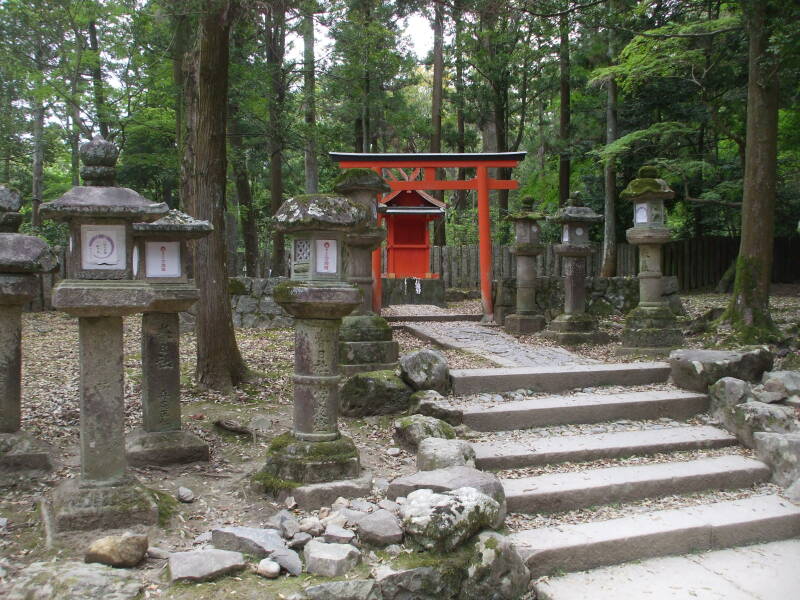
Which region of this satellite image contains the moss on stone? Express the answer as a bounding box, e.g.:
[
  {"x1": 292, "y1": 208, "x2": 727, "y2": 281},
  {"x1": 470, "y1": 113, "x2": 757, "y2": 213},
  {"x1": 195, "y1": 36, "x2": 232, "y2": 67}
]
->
[
  {"x1": 228, "y1": 278, "x2": 248, "y2": 296},
  {"x1": 252, "y1": 471, "x2": 301, "y2": 497},
  {"x1": 148, "y1": 488, "x2": 179, "y2": 527},
  {"x1": 717, "y1": 255, "x2": 781, "y2": 345},
  {"x1": 333, "y1": 168, "x2": 391, "y2": 194}
]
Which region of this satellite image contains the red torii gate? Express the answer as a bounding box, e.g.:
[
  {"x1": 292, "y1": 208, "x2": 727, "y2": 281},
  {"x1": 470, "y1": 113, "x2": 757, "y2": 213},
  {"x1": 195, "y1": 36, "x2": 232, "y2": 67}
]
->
[{"x1": 331, "y1": 152, "x2": 527, "y2": 320}]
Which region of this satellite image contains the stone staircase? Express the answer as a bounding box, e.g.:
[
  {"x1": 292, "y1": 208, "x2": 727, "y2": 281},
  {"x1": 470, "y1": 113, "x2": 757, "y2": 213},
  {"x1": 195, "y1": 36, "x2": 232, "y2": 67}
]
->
[{"x1": 446, "y1": 363, "x2": 800, "y2": 583}]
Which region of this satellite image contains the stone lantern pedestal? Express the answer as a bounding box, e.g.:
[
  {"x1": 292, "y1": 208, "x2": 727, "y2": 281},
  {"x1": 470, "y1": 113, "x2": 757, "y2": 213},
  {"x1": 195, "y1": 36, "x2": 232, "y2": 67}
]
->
[
  {"x1": 261, "y1": 193, "x2": 365, "y2": 491},
  {"x1": 505, "y1": 197, "x2": 546, "y2": 335},
  {"x1": 333, "y1": 170, "x2": 399, "y2": 376},
  {"x1": 40, "y1": 137, "x2": 168, "y2": 532},
  {"x1": 619, "y1": 166, "x2": 684, "y2": 354},
  {"x1": 0, "y1": 186, "x2": 59, "y2": 473},
  {"x1": 125, "y1": 210, "x2": 213, "y2": 466},
  {"x1": 544, "y1": 193, "x2": 609, "y2": 345}
]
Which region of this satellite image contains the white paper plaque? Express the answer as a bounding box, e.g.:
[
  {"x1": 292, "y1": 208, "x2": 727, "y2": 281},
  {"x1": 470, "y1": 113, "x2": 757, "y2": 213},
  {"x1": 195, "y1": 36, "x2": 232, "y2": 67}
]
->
[
  {"x1": 315, "y1": 239, "x2": 337, "y2": 274},
  {"x1": 635, "y1": 204, "x2": 648, "y2": 224},
  {"x1": 145, "y1": 241, "x2": 181, "y2": 277},
  {"x1": 562, "y1": 226, "x2": 570, "y2": 243},
  {"x1": 82, "y1": 225, "x2": 125, "y2": 270}
]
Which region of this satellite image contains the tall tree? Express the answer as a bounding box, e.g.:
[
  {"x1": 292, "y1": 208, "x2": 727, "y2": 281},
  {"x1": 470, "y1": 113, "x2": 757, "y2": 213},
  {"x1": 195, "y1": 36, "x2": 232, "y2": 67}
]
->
[
  {"x1": 430, "y1": 0, "x2": 446, "y2": 245},
  {"x1": 184, "y1": 0, "x2": 248, "y2": 392},
  {"x1": 558, "y1": 10, "x2": 570, "y2": 205},
  {"x1": 600, "y1": 0, "x2": 618, "y2": 276},
  {"x1": 302, "y1": 1, "x2": 319, "y2": 193}
]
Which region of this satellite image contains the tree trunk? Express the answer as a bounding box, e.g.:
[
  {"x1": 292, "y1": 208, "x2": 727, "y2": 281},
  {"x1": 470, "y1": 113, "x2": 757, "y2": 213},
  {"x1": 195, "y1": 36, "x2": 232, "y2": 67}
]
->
[
  {"x1": 172, "y1": 3, "x2": 193, "y2": 185},
  {"x1": 302, "y1": 5, "x2": 318, "y2": 193},
  {"x1": 430, "y1": 1, "x2": 446, "y2": 245},
  {"x1": 88, "y1": 19, "x2": 110, "y2": 138},
  {"x1": 600, "y1": 1, "x2": 618, "y2": 277},
  {"x1": 31, "y1": 101, "x2": 45, "y2": 227},
  {"x1": 266, "y1": 1, "x2": 287, "y2": 275},
  {"x1": 453, "y1": 2, "x2": 467, "y2": 215},
  {"x1": 229, "y1": 109, "x2": 260, "y2": 278},
  {"x1": 558, "y1": 12, "x2": 571, "y2": 206},
  {"x1": 721, "y1": 0, "x2": 779, "y2": 341},
  {"x1": 184, "y1": 0, "x2": 248, "y2": 392}
]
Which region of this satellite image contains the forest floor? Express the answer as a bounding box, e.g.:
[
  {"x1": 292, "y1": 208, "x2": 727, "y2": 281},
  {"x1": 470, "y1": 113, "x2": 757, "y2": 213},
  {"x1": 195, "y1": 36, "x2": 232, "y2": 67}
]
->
[{"x1": 1, "y1": 285, "x2": 798, "y2": 597}]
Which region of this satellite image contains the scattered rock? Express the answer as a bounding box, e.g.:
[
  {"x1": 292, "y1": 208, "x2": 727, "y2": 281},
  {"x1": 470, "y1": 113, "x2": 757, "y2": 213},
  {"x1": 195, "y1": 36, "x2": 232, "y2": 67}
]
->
[
  {"x1": 378, "y1": 499, "x2": 400, "y2": 514},
  {"x1": 763, "y1": 370, "x2": 800, "y2": 399},
  {"x1": 733, "y1": 401, "x2": 799, "y2": 448},
  {"x1": 375, "y1": 565, "x2": 451, "y2": 600},
  {"x1": 85, "y1": 532, "x2": 148, "y2": 568},
  {"x1": 146, "y1": 547, "x2": 170, "y2": 560},
  {"x1": 300, "y1": 516, "x2": 324, "y2": 536},
  {"x1": 267, "y1": 509, "x2": 301, "y2": 539},
  {"x1": 193, "y1": 531, "x2": 211, "y2": 545},
  {"x1": 350, "y1": 498, "x2": 377, "y2": 513},
  {"x1": 169, "y1": 549, "x2": 246, "y2": 583},
  {"x1": 284, "y1": 496, "x2": 298, "y2": 510},
  {"x1": 176, "y1": 487, "x2": 195, "y2": 503},
  {"x1": 304, "y1": 579, "x2": 381, "y2": 600},
  {"x1": 7, "y1": 561, "x2": 142, "y2": 600},
  {"x1": 387, "y1": 447, "x2": 402, "y2": 457},
  {"x1": 399, "y1": 349, "x2": 451, "y2": 394},
  {"x1": 289, "y1": 471, "x2": 374, "y2": 511},
  {"x1": 288, "y1": 532, "x2": 312, "y2": 550},
  {"x1": 332, "y1": 497, "x2": 350, "y2": 510},
  {"x1": 409, "y1": 390, "x2": 463, "y2": 426},
  {"x1": 460, "y1": 531, "x2": 531, "y2": 600},
  {"x1": 340, "y1": 370, "x2": 413, "y2": 417},
  {"x1": 751, "y1": 385, "x2": 786, "y2": 404},
  {"x1": 303, "y1": 540, "x2": 361, "y2": 577},
  {"x1": 400, "y1": 487, "x2": 501, "y2": 551},
  {"x1": 256, "y1": 558, "x2": 281, "y2": 579},
  {"x1": 357, "y1": 509, "x2": 404, "y2": 546},
  {"x1": 709, "y1": 377, "x2": 752, "y2": 432},
  {"x1": 786, "y1": 478, "x2": 800, "y2": 503},
  {"x1": 387, "y1": 466, "x2": 507, "y2": 528},
  {"x1": 669, "y1": 348, "x2": 773, "y2": 392},
  {"x1": 324, "y1": 524, "x2": 356, "y2": 544},
  {"x1": 393, "y1": 415, "x2": 455, "y2": 451},
  {"x1": 211, "y1": 526, "x2": 301, "y2": 575},
  {"x1": 417, "y1": 438, "x2": 476, "y2": 471},
  {"x1": 754, "y1": 432, "x2": 800, "y2": 486},
  {"x1": 0, "y1": 517, "x2": 8, "y2": 533}
]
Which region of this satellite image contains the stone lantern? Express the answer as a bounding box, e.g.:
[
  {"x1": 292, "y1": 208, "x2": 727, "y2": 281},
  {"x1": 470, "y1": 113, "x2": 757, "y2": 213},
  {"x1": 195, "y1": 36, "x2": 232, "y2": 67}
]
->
[
  {"x1": 505, "y1": 196, "x2": 546, "y2": 334},
  {"x1": 619, "y1": 166, "x2": 684, "y2": 353},
  {"x1": 0, "y1": 185, "x2": 59, "y2": 472},
  {"x1": 262, "y1": 193, "x2": 365, "y2": 488},
  {"x1": 334, "y1": 169, "x2": 399, "y2": 375},
  {"x1": 126, "y1": 210, "x2": 213, "y2": 466},
  {"x1": 544, "y1": 192, "x2": 608, "y2": 345},
  {"x1": 40, "y1": 137, "x2": 168, "y2": 531}
]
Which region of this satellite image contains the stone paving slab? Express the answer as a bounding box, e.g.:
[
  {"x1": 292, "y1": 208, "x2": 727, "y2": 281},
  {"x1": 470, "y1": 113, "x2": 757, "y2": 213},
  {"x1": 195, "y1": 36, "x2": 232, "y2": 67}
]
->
[
  {"x1": 534, "y1": 539, "x2": 800, "y2": 600},
  {"x1": 473, "y1": 425, "x2": 737, "y2": 470},
  {"x1": 403, "y1": 321, "x2": 595, "y2": 368}
]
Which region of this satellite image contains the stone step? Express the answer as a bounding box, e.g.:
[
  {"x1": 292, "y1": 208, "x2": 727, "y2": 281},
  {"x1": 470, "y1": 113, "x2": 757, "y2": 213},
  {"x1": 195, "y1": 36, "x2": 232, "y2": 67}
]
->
[
  {"x1": 461, "y1": 390, "x2": 708, "y2": 432},
  {"x1": 450, "y1": 362, "x2": 670, "y2": 395},
  {"x1": 473, "y1": 425, "x2": 737, "y2": 470},
  {"x1": 508, "y1": 494, "x2": 800, "y2": 578},
  {"x1": 386, "y1": 314, "x2": 482, "y2": 323},
  {"x1": 502, "y1": 455, "x2": 770, "y2": 514}
]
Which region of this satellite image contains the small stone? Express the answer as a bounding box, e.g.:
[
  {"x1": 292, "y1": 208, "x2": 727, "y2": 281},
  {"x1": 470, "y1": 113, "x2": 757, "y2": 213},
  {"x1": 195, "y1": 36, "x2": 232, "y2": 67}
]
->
[
  {"x1": 373, "y1": 479, "x2": 390, "y2": 493},
  {"x1": 256, "y1": 558, "x2": 281, "y2": 579},
  {"x1": 751, "y1": 384, "x2": 786, "y2": 404},
  {"x1": 288, "y1": 532, "x2": 312, "y2": 549},
  {"x1": 378, "y1": 499, "x2": 400, "y2": 514},
  {"x1": 385, "y1": 544, "x2": 402, "y2": 556},
  {"x1": 387, "y1": 447, "x2": 402, "y2": 457},
  {"x1": 417, "y1": 437, "x2": 476, "y2": 471},
  {"x1": 786, "y1": 478, "x2": 800, "y2": 503},
  {"x1": 357, "y1": 509, "x2": 403, "y2": 546},
  {"x1": 754, "y1": 433, "x2": 800, "y2": 486},
  {"x1": 332, "y1": 497, "x2": 350, "y2": 510},
  {"x1": 7, "y1": 561, "x2": 142, "y2": 599},
  {"x1": 763, "y1": 370, "x2": 800, "y2": 398},
  {"x1": 147, "y1": 547, "x2": 170, "y2": 560},
  {"x1": 85, "y1": 532, "x2": 148, "y2": 568},
  {"x1": 177, "y1": 487, "x2": 195, "y2": 503},
  {"x1": 318, "y1": 507, "x2": 331, "y2": 519},
  {"x1": 303, "y1": 540, "x2": 361, "y2": 577},
  {"x1": 393, "y1": 414, "x2": 455, "y2": 451},
  {"x1": 350, "y1": 498, "x2": 377, "y2": 513},
  {"x1": 284, "y1": 496, "x2": 298, "y2": 509},
  {"x1": 267, "y1": 509, "x2": 301, "y2": 539},
  {"x1": 169, "y1": 549, "x2": 246, "y2": 583},
  {"x1": 300, "y1": 516, "x2": 324, "y2": 536},
  {"x1": 304, "y1": 579, "x2": 381, "y2": 600},
  {"x1": 460, "y1": 531, "x2": 531, "y2": 600},
  {"x1": 193, "y1": 531, "x2": 212, "y2": 545},
  {"x1": 0, "y1": 517, "x2": 7, "y2": 533},
  {"x1": 324, "y1": 524, "x2": 356, "y2": 544}
]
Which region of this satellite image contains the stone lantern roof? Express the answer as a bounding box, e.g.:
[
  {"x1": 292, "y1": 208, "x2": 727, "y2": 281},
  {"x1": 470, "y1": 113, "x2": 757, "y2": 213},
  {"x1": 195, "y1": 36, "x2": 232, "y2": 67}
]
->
[
  {"x1": 133, "y1": 209, "x2": 213, "y2": 239},
  {"x1": 332, "y1": 168, "x2": 391, "y2": 195},
  {"x1": 41, "y1": 136, "x2": 168, "y2": 223},
  {"x1": 275, "y1": 193, "x2": 369, "y2": 233},
  {"x1": 620, "y1": 165, "x2": 675, "y2": 202},
  {"x1": 0, "y1": 185, "x2": 58, "y2": 274},
  {"x1": 509, "y1": 196, "x2": 546, "y2": 221},
  {"x1": 548, "y1": 192, "x2": 603, "y2": 225}
]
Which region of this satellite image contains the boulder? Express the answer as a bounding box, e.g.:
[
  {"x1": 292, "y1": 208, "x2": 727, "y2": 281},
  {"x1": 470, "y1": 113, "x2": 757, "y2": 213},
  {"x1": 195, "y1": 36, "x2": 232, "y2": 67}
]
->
[
  {"x1": 417, "y1": 438, "x2": 476, "y2": 471},
  {"x1": 288, "y1": 532, "x2": 312, "y2": 550},
  {"x1": 400, "y1": 487, "x2": 501, "y2": 551},
  {"x1": 459, "y1": 532, "x2": 531, "y2": 600},
  {"x1": 323, "y1": 524, "x2": 356, "y2": 544},
  {"x1": 85, "y1": 532, "x2": 148, "y2": 568},
  {"x1": 762, "y1": 370, "x2": 800, "y2": 400},
  {"x1": 393, "y1": 415, "x2": 455, "y2": 451},
  {"x1": 168, "y1": 549, "x2": 246, "y2": 583},
  {"x1": 211, "y1": 526, "x2": 301, "y2": 575},
  {"x1": 357, "y1": 509, "x2": 404, "y2": 546},
  {"x1": 303, "y1": 540, "x2": 361, "y2": 577},
  {"x1": 7, "y1": 561, "x2": 142, "y2": 600},
  {"x1": 668, "y1": 348, "x2": 773, "y2": 392},
  {"x1": 751, "y1": 385, "x2": 786, "y2": 404},
  {"x1": 400, "y1": 349, "x2": 451, "y2": 394},
  {"x1": 299, "y1": 516, "x2": 324, "y2": 536},
  {"x1": 256, "y1": 558, "x2": 281, "y2": 579},
  {"x1": 709, "y1": 377, "x2": 752, "y2": 432},
  {"x1": 410, "y1": 390, "x2": 463, "y2": 426},
  {"x1": 340, "y1": 370, "x2": 413, "y2": 417},
  {"x1": 267, "y1": 509, "x2": 301, "y2": 539},
  {"x1": 304, "y1": 580, "x2": 382, "y2": 600},
  {"x1": 387, "y1": 466, "x2": 506, "y2": 528},
  {"x1": 733, "y1": 401, "x2": 799, "y2": 448},
  {"x1": 754, "y1": 432, "x2": 800, "y2": 486},
  {"x1": 375, "y1": 565, "x2": 454, "y2": 600}
]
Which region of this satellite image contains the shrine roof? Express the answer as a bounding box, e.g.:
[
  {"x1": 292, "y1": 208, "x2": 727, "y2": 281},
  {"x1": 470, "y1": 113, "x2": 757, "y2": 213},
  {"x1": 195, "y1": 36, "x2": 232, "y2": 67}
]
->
[
  {"x1": 382, "y1": 189, "x2": 446, "y2": 209},
  {"x1": 330, "y1": 152, "x2": 526, "y2": 163}
]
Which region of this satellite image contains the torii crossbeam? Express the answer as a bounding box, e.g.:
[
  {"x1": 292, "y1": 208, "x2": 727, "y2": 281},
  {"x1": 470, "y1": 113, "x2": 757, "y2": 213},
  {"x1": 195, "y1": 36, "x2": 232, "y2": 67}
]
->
[{"x1": 330, "y1": 152, "x2": 527, "y2": 321}]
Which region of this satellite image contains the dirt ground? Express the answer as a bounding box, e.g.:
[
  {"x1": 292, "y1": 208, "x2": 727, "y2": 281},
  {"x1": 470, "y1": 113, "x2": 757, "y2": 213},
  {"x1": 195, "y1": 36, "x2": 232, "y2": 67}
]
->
[{"x1": 1, "y1": 287, "x2": 798, "y2": 597}]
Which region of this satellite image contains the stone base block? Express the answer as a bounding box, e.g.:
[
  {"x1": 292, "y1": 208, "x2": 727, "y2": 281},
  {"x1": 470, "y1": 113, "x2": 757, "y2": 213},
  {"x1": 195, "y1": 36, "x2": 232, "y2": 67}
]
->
[
  {"x1": 620, "y1": 326, "x2": 684, "y2": 351},
  {"x1": 278, "y1": 471, "x2": 374, "y2": 511},
  {"x1": 259, "y1": 433, "x2": 361, "y2": 490},
  {"x1": 543, "y1": 330, "x2": 611, "y2": 346},
  {"x1": 340, "y1": 338, "x2": 400, "y2": 376},
  {"x1": 340, "y1": 315, "x2": 393, "y2": 342},
  {"x1": 504, "y1": 314, "x2": 546, "y2": 335},
  {"x1": 125, "y1": 429, "x2": 210, "y2": 467},
  {"x1": 547, "y1": 313, "x2": 599, "y2": 333},
  {"x1": 616, "y1": 346, "x2": 674, "y2": 357},
  {"x1": 45, "y1": 478, "x2": 158, "y2": 533},
  {"x1": 0, "y1": 432, "x2": 52, "y2": 473},
  {"x1": 340, "y1": 362, "x2": 399, "y2": 377}
]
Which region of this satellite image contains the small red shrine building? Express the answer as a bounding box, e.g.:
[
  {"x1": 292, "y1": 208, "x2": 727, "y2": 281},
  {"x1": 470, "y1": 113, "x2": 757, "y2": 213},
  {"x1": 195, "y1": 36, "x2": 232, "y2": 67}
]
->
[{"x1": 381, "y1": 189, "x2": 444, "y2": 279}]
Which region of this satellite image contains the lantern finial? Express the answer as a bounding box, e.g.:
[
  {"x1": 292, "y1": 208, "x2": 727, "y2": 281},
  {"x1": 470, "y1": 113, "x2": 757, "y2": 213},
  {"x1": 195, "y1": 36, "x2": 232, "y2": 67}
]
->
[{"x1": 80, "y1": 136, "x2": 119, "y2": 187}]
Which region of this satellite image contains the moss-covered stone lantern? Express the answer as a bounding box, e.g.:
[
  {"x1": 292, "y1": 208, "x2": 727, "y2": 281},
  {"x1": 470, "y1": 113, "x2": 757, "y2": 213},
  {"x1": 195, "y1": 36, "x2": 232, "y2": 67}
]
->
[
  {"x1": 1, "y1": 185, "x2": 59, "y2": 473},
  {"x1": 126, "y1": 210, "x2": 213, "y2": 466},
  {"x1": 262, "y1": 193, "x2": 365, "y2": 489},
  {"x1": 40, "y1": 136, "x2": 168, "y2": 532},
  {"x1": 619, "y1": 166, "x2": 684, "y2": 354},
  {"x1": 544, "y1": 192, "x2": 609, "y2": 345},
  {"x1": 505, "y1": 196, "x2": 546, "y2": 334},
  {"x1": 334, "y1": 169, "x2": 399, "y2": 375}
]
